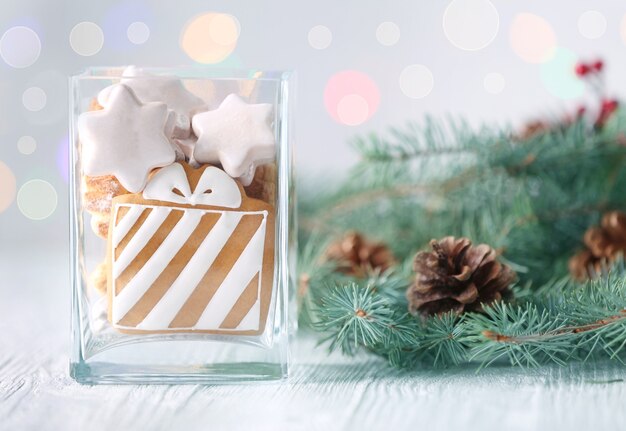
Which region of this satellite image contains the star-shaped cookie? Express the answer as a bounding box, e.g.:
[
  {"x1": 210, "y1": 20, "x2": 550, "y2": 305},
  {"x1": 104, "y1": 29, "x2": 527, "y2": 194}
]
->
[
  {"x1": 78, "y1": 84, "x2": 176, "y2": 193},
  {"x1": 191, "y1": 94, "x2": 275, "y2": 185},
  {"x1": 98, "y1": 66, "x2": 207, "y2": 139}
]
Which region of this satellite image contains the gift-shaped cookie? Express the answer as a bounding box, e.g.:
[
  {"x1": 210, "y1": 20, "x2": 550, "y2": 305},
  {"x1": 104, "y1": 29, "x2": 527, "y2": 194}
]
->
[{"x1": 106, "y1": 162, "x2": 275, "y2": 335}]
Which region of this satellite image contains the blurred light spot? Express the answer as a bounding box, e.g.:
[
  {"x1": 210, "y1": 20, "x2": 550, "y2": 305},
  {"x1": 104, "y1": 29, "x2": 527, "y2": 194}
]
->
[
  {"x1": 510, "y1": 13, "x2": 556, "y2": 63},
  {"x1": 102, "y1": 3, "x2": 152, "y2": 50},
  {"x1": 0, "y1": 26, "x2": 41, "y2": 68},
  {"x1": 17, "y1": 179, "x2": 57, "y2": 220},
  {"x1": 181, "y1": 13, "x2": 239, "y2": 64},
  {"x1": 70, "y1": 22, "x2": 104, "y2": 56},
  {"x1": 17, "y1": 136, "x2": 36, "y2": 155},
  {"x1": 209, "y1": 13, "x2": 239, "y2": 45},
  {"x1": 22, "y1": 87, "x2": 46, "y2": 111},
  {"x1": 541, "y1": 48, "x2": 585, "y2": 100},
  {"x1": 127, "y1": 21, "x2": 150, "y2": 45},
  {"x1": 324, "y1": 71, "x2": 380, "y2": 126},
  {"x1": 484, "y1": 72, "x2": 505, "y2": 94},
  {"x1": 578, "y1": 11, "x2": 606, "y2": 39},
  {"x1": 376, "y1": 22, "x2": 400, "y2": 46},
  {"x1": 337, "y1": 94, "x2": 369, "y2": 126},
  {"x1": 308, "y1": 25, "x2": 332, "y2": 50},
  {"x1": 0, "y1": 160, "x2": 16, "y2": 213},
  {"x1": 183, "y1": 80, "x2": 215, "y2": 107},
  {"x1": 26, "y1": 70, "x2": 66, "y2": 125},
  {"x1": 57, "y1": 135, "x2": 69, "y2": 183},
  {"x1": 443, "y1": 0, "x2": 499, "y2": 51},
  {"x1": 399, "y1": 64, "x2": 434, "y2": 99}
]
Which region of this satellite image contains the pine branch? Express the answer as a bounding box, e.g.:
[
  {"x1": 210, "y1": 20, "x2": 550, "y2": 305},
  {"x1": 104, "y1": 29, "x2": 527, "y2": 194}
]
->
[
  {"x1": 464, "y1": 302, "x2": 576, "y2": 368},
  {"x1": 307, "y1": 270, "x2": 626, "y2": 369},
  {"x1": 467, "y1": 274, "x2": 626, "y2": 366},
  {"x1": 300, "y1": 108, "x2": 626, "y2": 371},
  {"x1": 353, "y1": 118, "x2": 483, "y2": 164},
  {"x1": 312, "y1": 283, "x2": 395, "y2": 355}
]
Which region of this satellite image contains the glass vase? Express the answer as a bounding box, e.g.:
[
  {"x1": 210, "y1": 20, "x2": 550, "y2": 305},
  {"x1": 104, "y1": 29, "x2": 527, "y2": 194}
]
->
[{"x1": 69, "y1": 67, "x2": 295, "y2": 384}]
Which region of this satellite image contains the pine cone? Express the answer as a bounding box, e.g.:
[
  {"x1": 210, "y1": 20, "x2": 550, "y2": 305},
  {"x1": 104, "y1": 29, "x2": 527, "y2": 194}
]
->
[
  {"x1": 569, "y1": 211, "x2": 626, "y2": 280},
  {"x1": 407, "y1": 237, "x2": 516, "y2": 317},
  {"x1": 325, "y1": 231, "x2": 396, "y2": 277}
]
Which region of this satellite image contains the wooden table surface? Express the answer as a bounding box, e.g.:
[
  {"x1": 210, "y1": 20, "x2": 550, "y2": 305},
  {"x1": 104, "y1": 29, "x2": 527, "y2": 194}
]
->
[{"x1": 2, "y1": 248, "x2": 626, "y2": 431}]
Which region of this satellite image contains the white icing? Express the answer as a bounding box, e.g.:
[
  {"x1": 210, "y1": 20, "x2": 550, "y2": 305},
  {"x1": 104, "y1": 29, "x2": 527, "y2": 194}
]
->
[
  {"x1": 142, "y1": 163, "x2": 242, "y2": 208},
  {"x1": 143, "y1": 164, "x2": 192, "y2": 203},
  {"x1": 237, "y1": 298, "x2": 261, "y2": 330},
  {"x1": 191, "y1": 93, "x2": 276, "y2": 180},
  {"x1": 172, "y1": 137, "x2": 199, "y2": 167},
  {"x1": 134, "y1": 210, "x2": 243, "y2": 329},
  {"x1": 98, "y1": 66, "x2": 206, "y2": 139},
  {"x1": 237, "y1": 164, "x2": 256, "y2": 187},
  {"x1": 164, "y1": 112, "x2": 191, "y2": 161},
  {"x1": 173, "y1": 137, "x2": 195, "y2": 160},
  {"x1": 110, "y1": 182, "x2": 270, "y2": 331},
  {"x1": 112, "y1": 206, "x2": 144, "y2": 247},
  {"x1": 194, "y1": 216, "x2": 266, "y2": 329},
  {"x1": 112, "y1": 206, "x2": 171, "y2": 278},
  {"x1": 112, "y1": 208, "x2": 203, "y2": 323},
  {"x1": 170, "y1": 141, "x2": 186, "y2": 162},
  {"x1": 78, "y1": 84, "x2": 175, "y2": 193},
  {"x1": 164, "y1": 110, "x2": 191, "y2": 140},
  {"x1": 192, "y1": 165, "x2": 242, "y2": 207}
]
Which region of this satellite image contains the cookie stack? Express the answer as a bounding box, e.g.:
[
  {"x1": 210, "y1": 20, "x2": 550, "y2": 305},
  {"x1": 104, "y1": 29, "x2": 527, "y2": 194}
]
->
[{"x1": 78, "y1": 67, "x2": 278, "y2": 335}]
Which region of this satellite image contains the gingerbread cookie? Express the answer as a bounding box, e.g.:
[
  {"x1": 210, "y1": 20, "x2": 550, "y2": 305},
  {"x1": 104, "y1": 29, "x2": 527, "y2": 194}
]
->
[
  {"x1": 95, "y1": 67, "x2": 207, "y2": 165},
  {"x1": 192, "y1": 94, "x2": 275, "y2": 186},
  {"x1": 243, "y1": 162, "x2": 277, "y2": 204},
  {"x1": 79, "y1": 84, "x2": 176, "y2": 193},
  {"x1": 76, "y1": 68, "x2": 281, "y2": 337},
  {"x1": 90, "y1": 261, "x2": 108, "y2": 295},
  {"x1": 106, "y1": 162, "x2": 275, "y2": 335},
  {"x1": 82, "y1": 174, "x2": 129, "y2": 238},
  {"x1": 98, "y1": 66, "x2": 207, "y2": 139},
  {"x1": 89, "y1": 98, "x2": 104, "y2": 111}
]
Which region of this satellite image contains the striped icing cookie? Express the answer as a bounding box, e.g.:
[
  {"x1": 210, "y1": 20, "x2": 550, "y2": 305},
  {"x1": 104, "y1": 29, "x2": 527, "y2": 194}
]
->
[{"x1": 105, "y1": 162, "x2": 275, "y2": 336}]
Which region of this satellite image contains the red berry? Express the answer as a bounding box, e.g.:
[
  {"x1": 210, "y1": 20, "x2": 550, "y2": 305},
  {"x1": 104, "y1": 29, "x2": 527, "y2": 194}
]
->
[
  {"x1": 592, "y1": 60, "x2": 604, "y2": 72},
  {"x1": 596, "y1": 99, "x2": 619, "y2": 128},
  {"x1": 602, "y1": 99, "x2": 618, "y2": 112},
  {"x1": 575, "y1": 63, "x2": 590, "y2": 77}
]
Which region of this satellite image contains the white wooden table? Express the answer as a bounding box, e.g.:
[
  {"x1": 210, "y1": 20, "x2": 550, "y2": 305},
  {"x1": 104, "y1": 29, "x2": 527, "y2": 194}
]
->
[{"x1": 2, "y1": 247, "x2": 626, "y2": 431}]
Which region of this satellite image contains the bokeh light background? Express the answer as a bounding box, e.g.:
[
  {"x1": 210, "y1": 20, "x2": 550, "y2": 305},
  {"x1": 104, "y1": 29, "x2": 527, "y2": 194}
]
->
[{"x1": 2, "y1": 0, "x2": 626, "y2": 250}]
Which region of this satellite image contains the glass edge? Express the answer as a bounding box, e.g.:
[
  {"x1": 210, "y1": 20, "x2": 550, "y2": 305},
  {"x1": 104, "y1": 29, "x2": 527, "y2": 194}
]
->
[
  {"x1": 68, "y1": 75, "x2": 82, "y2": 368},
  {"x1": 68, "y1": 69, "x2": 295, "y2": 379},
  {"x1": 70, "y1": 67, "x2": 297, "y2": 82},
  {"x1": 278, "y1": 71, "x2": 296, "y2": 358}
]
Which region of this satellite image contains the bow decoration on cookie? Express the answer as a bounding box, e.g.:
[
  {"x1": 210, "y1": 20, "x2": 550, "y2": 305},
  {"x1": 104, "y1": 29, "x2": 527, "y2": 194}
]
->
[{"x1": 143, "y1": 163, "x2": 242, "y2": 208}]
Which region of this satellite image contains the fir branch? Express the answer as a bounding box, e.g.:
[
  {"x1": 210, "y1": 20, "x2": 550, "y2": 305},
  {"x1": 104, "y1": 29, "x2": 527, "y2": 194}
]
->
[
  {"x1": 471, "y1": 275, "x2": 626, "y2": 365},
  {"x1": 464, "y1": 302, "x2": 575, "y2": 368},
  {"x1": 301, "y1": 109, "x2": 626, "y2": 371},
  {"x1": 352, "y1": 119, "x2": 482, "y2": 164},
  {"x1": 313, "y1": 283, "x2": 395, "y2": 355},
  {"x1": 307, "y1": 265, "x2": 626, "y2": 369},
  {"x1": 418, "y1": 312, "x2": 467, "y2": 367}
]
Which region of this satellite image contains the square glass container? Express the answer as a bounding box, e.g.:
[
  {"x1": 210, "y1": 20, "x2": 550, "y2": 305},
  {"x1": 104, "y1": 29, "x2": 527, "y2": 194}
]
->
[{"x1": 69, "y1": 67, "x2": 295, "y2": 384}]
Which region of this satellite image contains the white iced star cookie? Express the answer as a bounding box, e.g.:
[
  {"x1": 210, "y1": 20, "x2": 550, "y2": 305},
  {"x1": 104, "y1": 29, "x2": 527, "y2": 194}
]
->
[
  {"x1": 98, "y1": 66, "x2": 207, "y2": 139},
  {"x1": 78, "y1": 84, "x2": 176, "y2": 193},
  {"x1": 191, "y1": 94, "x2": 275, "y2": 185}
]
